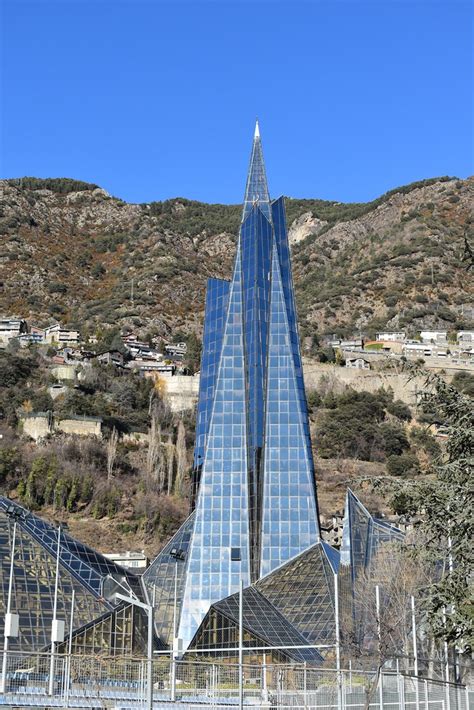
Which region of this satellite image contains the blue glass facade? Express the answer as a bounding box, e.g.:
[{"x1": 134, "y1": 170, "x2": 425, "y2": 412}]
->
[
  {"x1": 179, "y1": 252, "x2": 252, "y2": 649},
  {"x1": 193, "y1": 278, "x2": 230, "y2": 484},
  {"x1": 178, "y1": 123, "x2": 321, "y2": 650},
  {"x1": 260, "y1": 245, "x2": 319, "y2": 576}
]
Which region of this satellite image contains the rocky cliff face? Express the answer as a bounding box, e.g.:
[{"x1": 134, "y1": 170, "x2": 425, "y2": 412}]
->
[{"x1": 0, "y1": 175, "x2": 472, "y2": 339}]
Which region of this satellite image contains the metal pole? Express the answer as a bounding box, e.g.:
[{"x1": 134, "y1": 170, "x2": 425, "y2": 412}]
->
[
  {"x1": 443, "y1": 608, "x2": 451, "y2": 710},
  {"x1": 376, "y1": 585, "x2": 383, "y2": 710},
  {"x1": 303, "y1": 661, "x2": 307, "y2": 710},
  {"x1": 262, "y1": 652, "x2": 267, "y2": 703},
  {"x1": 239, "y1": 578, "x2": 244, "y2": 710},
  {"x1": 411, "y1": 596, "x2": 418, "y2": 677},
  {"x1": 64, "y1": 588, "x2": 75, "y2": 707},
  {"x1": 147, "y1": 602, "x2": 153, "y2": 710},
  {"x1": 412, "y1": 596, "x2": 420, "y2": 710},
  {"x1": 171, "y1": 563, "x2": 178, "y2": 702},
  {"x1": 334, "y1": 572, "x2": 343, "y2": 710},
  {"x1": 398, "y1": 669, "x2": 405, "y2": 710},
  {"x1": 48, "y1": 526, "x2": 61, "y2": 696},
  {"x1": 1, "y1": 521, "x2": 17, "y2": 694}
]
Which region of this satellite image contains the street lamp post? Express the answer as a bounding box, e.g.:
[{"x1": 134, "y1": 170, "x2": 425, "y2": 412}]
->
[
  {"x1": 115, "y1": 592, "x2": 154, "y2": 710},
  {"x1": 169, "y1": 547, "x2": 185, "y2": 702}
]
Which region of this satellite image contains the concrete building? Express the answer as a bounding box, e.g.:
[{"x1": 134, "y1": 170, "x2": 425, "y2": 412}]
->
[
  {"x1": 375, "y1": 331, "x2": 406, "y2": 342},
  {"x1": 0, "y1": 317, "x2": 28, "y2": 344},
  {"x1": 457, "y1": 331, "x2": 474, "y2": 344},
  {"x1": 44, "y1": 323, "x2": 80, "y2": 345},
  {"x1": 420, "y1": 330, "x2": 447, "y2": 343},
  {"x1": 103, "y1": 551, "x2": 149, "y2": 571}
]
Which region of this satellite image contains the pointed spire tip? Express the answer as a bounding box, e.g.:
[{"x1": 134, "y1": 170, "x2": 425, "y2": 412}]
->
[{"x1": 254, "y1": 119, "x2": 260, "y2": 139}]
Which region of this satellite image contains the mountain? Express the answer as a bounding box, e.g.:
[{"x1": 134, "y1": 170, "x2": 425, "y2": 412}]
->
[{"x1": 0, "y1": 175, "x2": 473, "y2": 339}]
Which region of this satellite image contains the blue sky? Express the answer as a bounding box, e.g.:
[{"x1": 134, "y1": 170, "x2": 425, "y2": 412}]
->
[{"x1": 1, "y1": 0, "x2": 473, "y2": 204}]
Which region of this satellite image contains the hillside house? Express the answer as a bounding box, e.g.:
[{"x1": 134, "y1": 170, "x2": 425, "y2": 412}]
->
[
  {"x1": 346, "y1": 357, "x2": 371, "y2": 370},
  {"x1": 44, "y1": 323, "x2": 80, "y2": 345},
  {"x1": 420, "y1": 330, "x2": 447, "y2": 344},
  {"x1": 164, "y1": 342, "x2": 187, "y2": 358},
  {"x1": 375, "y1": 331, "x2": 406, "y2": 342},
  {"x1": 96, "y1": 350, "x2": 125, "y2": 367},
  {"x1": 457, "y1": 331, "x2": 474, "y2": 344},
  {"x1": 403, "y1": 342, "x2": 436, "y2": 358},
  {"x1": 0, "y1": 317, "x2": 28, "y2": 344},
  {"x1": 128, "y1": 360, "x2": 176, "y2": 377}
]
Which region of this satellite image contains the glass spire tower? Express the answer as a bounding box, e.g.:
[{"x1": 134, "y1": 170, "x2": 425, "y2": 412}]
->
[{"x1": 178, "y1": 122, "x2": 320, "y2": 649}]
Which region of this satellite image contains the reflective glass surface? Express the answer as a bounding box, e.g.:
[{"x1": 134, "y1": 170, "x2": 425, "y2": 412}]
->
[
  {"x1": 241, "y1": 205, "x2": 272, "y2": 579},
  {"x1": 340, "y1": 489, "x2": 404, "y2": 586},
  {"x1": 178, "y1": 251, "x2": 251, "y2": 649},
  {"x1": 257, "y1": 542, "x2": 339, "y2": 644},
  {"x1": 260, "y1": 246, "x2": 319, "y2": 577},
  {"x1": 0, "y1": 498, "x2": 143, "y2": 602},
  {"x1": 0, "y1": 508, "x2": 108, "y2": 652},
  {"x1": 57, "y1": 603, "x2": 149, "y2": 656},
  {"x1": 339, "y1": 490, "x2": 404, "y2": 643},
  {"x1": 143, "y1": 513, "x2": 195, "y2": 646},
  {"x1": 190, "y1": 587, "x2": 323, "y2": 664},
  {"x1": 193, "y1": 278, "x2": 230, "y2": 482},
  {"x1": 178, "y1": 126, "x2": 321, "y2": 652},
  {"x1": 271, "y1": 197, "x2": 316, "y2": 498},
  {"x1": 242, "y1": 130, "x2": 271, "y2": 222}
]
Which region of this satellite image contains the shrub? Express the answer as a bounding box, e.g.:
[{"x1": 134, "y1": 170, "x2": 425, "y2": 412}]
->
[
  {"x1": 451, "y1": 371, "x2": 474, "y2": 397},
  {"x1": 91, "y1": 262, "x2": 106, "y2": 278},
  {"x1": 386, "y1": 452, "x2": 420, "y2": 477},
  {"x1": 386, "y1": 398, "x2": 412, "y2": 421}
]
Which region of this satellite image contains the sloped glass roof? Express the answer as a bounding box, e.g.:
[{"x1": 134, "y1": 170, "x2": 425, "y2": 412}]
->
[
  {"x1": 208, "y1": 587, "x2": 324, "y2": 664},
  {"x1": 0, "y1": 497, "x2": 144, "y2": 602},
  {"x1": 143, "y1": 512, "x2": 195, "y2": 646},
  {"x1": 257, "y1": 542, "x2": 339, "y2": 644}
]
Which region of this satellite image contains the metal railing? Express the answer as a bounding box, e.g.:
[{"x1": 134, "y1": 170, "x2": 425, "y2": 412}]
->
[{"x1": 0, "y1": 649, "x2": 469, "y2": 709}]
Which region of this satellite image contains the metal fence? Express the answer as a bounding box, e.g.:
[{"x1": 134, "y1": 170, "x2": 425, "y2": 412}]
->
[{"x1": 0, "y1": 650, "x2": 469, "y2": 709}]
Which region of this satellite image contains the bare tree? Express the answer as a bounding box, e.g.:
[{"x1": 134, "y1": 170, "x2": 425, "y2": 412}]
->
[
  {"x1": 174, "y1": 420, "x2": 187, "y2": 496},
  {"x1": 146, "y1": 414, "x2": 165, "y2": 491},
  {"x1": 106, "y1": 427, "x2": 119, "y2": 481},
  {"x1": 165, "y1": 434, "x2": 175, "y2": 495}
]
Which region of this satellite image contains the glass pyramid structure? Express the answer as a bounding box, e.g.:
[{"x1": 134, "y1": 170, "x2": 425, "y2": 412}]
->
[
  {"x1": 339, "y1": 489, "x2": 405, "y2": 647},
  {"x1": 176, "y1": 122, "x2": 321, "y2": 650},
  {"x1": 0, "y1": 496, "x2": 151, "y2": 655}
]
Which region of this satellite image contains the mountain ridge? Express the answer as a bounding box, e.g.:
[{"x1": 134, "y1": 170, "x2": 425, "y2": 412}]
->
[{"x1": 1, "y1": 175, "x2": 472, "y2": 340}]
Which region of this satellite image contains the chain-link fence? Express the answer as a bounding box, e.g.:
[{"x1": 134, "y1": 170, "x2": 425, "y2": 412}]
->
[{"x1": 0, "y1": 649, "x2": 469, "y2": 709}]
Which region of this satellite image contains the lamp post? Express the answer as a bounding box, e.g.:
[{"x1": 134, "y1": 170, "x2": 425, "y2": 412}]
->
[
  {"x1": 169, "y1": 547, "x2": 185, "y2": 702},
  {"x1": 115, "y1": 592, "x2": 154, "y2": 710},
  {"x1": 48, "y1": 526, "x2": 65, "y2": 696}
]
